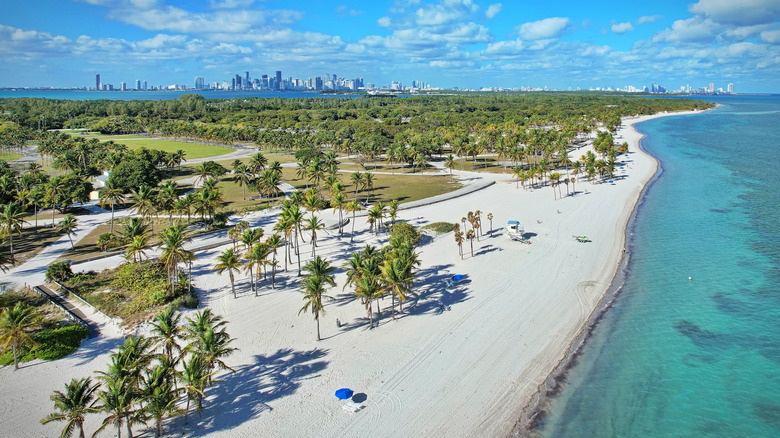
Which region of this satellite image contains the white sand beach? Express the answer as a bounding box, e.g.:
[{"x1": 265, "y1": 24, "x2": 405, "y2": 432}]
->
[{"x1": 0, "y1": 110, "x2": 706, "y2": 437}]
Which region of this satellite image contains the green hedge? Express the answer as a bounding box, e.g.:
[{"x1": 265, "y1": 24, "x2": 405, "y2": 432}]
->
[{"x1": 0, "y1": 324, "x2": 89, "y2": 365}]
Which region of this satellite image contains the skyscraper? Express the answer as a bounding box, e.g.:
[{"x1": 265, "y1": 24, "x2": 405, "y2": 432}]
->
[
  {"x1": 728, "y1": 83, "x2": 735, "y2": 94},
  {"x1": 275, "y1": 71, "x2": 282, "y2": 90},
  {"x1": 709, "y1": 82, "x2": 715, "y2": 93},
  {"x1": 261, "y1": 74, "x2": 269, "y2": 89},
  {"x1": 245, "y1": 71, "x2": 250, "y2": 89},
  {"x1": 195, "y1": 76, "x2": 205, "y2": 90},
  {"x1": 96, "y1": 74, "x2": 101, "y2": 91}
]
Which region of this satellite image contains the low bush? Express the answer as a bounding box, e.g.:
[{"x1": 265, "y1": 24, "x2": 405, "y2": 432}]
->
[
  {"x1": 46, "y1": 261, "x2": 73, "y2": 282},
  {"x1": 390, "y1": 221, "x2": 421, "y2": 247},
  {"x1": 0, "y1": 324, "x2": 89, "y2": 366},
  {"x1": 421, "y1": 222, "x2": 455, "y2": 234}
]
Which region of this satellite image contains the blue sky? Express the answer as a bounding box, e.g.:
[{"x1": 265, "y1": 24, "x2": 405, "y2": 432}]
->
[{"x1": 1, "y1": 0, "x2": 779, "y2": 92}]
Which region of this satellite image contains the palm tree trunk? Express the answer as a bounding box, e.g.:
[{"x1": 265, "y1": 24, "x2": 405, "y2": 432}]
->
[
  {"x1": 316, "y1": 315, "x2": 321, "y2": 341},
  {"x1": 230, "y1": 272, "x2": 236, "y2": 298},
  {"x1": 351, "y1": 211, "x2": 356, "y2": 242},
  {"x1": 13, "y1": 339, "x2": 19, "y2": 370}
]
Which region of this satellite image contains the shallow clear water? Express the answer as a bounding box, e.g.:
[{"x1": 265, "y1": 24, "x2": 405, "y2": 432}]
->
[{"x1": 539, "y1": 95, "x2": 780, "y2": 437}]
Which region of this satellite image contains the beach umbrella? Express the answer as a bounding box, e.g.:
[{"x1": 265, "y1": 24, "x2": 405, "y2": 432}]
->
[
  {"x1": 608, "y1": 180, "x2": 614, "y2": 184},
  {"x1": 335, "y1": 388, "x2": 354, "y2": 400},
  {"x1": 452, "y1": 274, "x2": 464, "y2": 282}
]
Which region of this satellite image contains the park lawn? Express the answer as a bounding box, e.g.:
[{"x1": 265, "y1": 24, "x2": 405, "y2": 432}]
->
[
  {"x1": 0, "y1": 151, "x2": 23, "y2": 161},
  {"x1": 336, "y1": 161, "x2": 441, "y2": 174},
  {"x1": 101, "y1": 137, "x2": 235, "y2": 159},
  {"x1": 452, "y1": 157, "x2": 514, "y2": 174},
  {"x1": 7, "y1": 225, "x2": 67, "y2": 265}
]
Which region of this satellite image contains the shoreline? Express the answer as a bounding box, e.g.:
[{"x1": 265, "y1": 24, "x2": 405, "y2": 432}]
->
[
  {"x1": 1, "y1": 107, "x2": 717, "y2": 438},
  {"x1": 512, "y1": 107, "x2": 716, "y2": 436}
]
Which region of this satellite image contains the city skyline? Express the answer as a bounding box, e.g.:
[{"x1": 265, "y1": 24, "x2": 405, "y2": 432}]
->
[{"x1": 1, "y1": 1, "x2": 779, "y2": 93}]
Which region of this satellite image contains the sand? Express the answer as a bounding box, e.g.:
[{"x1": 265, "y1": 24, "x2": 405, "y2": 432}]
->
[{"x1": 0, "y1": 110, "x2": 706, "y2": 437}]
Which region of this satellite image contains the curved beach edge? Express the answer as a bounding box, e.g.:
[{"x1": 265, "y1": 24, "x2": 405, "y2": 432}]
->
[{"x1": 511, "y1": 105, "x2": 718, "y2": 437}]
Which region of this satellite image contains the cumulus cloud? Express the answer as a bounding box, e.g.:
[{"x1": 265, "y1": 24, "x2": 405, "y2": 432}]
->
[
  {"x1": 762, "y1": 29, "x2": 780, "y2": 44},
  {"x1": 611, "y1": 22, "x2": 634, "y2": 34},
  {"x1": 689, "y1": 0, "x2": 780, "y2": 26},
  {"x1": 517, "y1": 17, "x2": 570, "y2": 40},
  {"x1": 653, "y1": 17, "x2": 720, "y2": 44},
  {"x1": 485, "y1": 3, "x2": 501, "y2": 19},
  {"x1": 637, "y1": 15, "x2": 663, "y2": 25},
  {"x1": 336, "y1": 5, "x2": 364, "y2": 17}
]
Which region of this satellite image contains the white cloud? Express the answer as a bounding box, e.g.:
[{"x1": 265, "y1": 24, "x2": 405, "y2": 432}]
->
[
  {"x1": 722, "y1": 24, "x2": 771, "y2": 41},
  {"x1": 689, "y1": 0, "x2": 780, "y2": 26},
  {"x1": 517, "y1": 17, "x2": 570, "y2": 40},
  {"x1": 611, "y1": 22, "x2": 634, "y2": 34},
  {"x1": 485, "y1": 3, "x2": 501, "y2": 19},
  {"x1": 210, "y1": 0, "x2": 257, "y2": 8},
  {"x1": 377, "y1": 16, "x2": 392, "y2": 27},
  {"x1": 653, "y1": 17, "x2": 720, "y2": 44},
  {"x1": 336, "y1": 5, "x2": 364, "y2": 17},
  {"x1": 637, "y1": 15, "x2": 663, "y2": 25},
  {"x1": 762, "y1": 29, "x2": 780, "y2": 44}
]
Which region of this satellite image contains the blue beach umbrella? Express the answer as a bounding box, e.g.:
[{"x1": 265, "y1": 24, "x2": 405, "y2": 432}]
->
[
  {"x1": 335, "y1": 388, "x2": 354, "y2": 400},
  {"x1": 609, "y1": 180, "x2": 614, "y2": 184},
  {"x1": 452, "y1": 274, "x2": 464, "y2": 282}
]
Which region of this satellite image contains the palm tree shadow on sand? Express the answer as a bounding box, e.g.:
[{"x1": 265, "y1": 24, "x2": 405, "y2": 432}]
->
[{"x1": 182, "y1": 348, "x2": 329, "y2": 436}]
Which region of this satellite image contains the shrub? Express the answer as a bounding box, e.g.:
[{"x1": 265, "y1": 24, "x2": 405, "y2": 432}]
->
[
  {"x1": 390, "y1": 221, "x2": 421, "y2": 247},
  {"x1": 0, "y1": 324, "x2": 89, "y2": 366},
  {"x1": 112, "y1": 262, "x2": 169, "y2": 310},
  {"x1": 422, "y1": 222, "x2": 455, "y2": 234},
  {"x1": 97, "y1": 233, "x2": 123, "y2": 251},
  {"x1": 46, "y1": 261, "x2": 73, "y2": 282}
]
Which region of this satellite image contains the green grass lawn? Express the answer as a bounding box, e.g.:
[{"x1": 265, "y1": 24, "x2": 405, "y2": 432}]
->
[
  {"x1": 106, "y1": 138, "x2": 235, "y2": 159},
  {"x1": 0, "y1": 151, "x2": 24, "y2": 161}
]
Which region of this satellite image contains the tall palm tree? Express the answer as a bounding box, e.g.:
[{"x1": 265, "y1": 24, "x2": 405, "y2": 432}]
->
[
  {"x1": 156, "y1": 181, "x2": 179, "y2": 226},
  {"x1": 381, "y1": 257, "x2": 413, "y2": 319},
  {"x1": 130, "y1": 185, "x2": 155, "y2": 231},
  {"x1": 304, "y1": 216, "x2": 326, "y2": 257},
  {"x1": 141, "y1": 366, "x2": 183, "y2": 437},
  {"x1": 444, "y1": 154, "x2": 455, "y2": 181},
  {"x1": 244, "y1": 242, "x2": 269, "y2": 295},
  {"x1": 99, "y1": 183, "x2": 124, "y2": 234},
  {"x1": 363, "y1": 172, "x2": 375, "y2": 204},
  {"x1": 265, "y1": 234, "x2": 283, "y2": 288},
  {"x1": 353, "y1": 273, "x2": 382, "y2": 329},
  {"x1": 159, "y1": 225, "x2": 192, "y2": 297},
  {"x1": 233, "y1": 164, "x2": 253, "y2": 201},
  {"x1": 149, "y1": 309, "x2": 182, "y2": 364},
  {"x1": 466, "y1": 229, "x2": 475, "y2": 257},
  {"x1": 0, "y1": 302, "x2": 40, "y2": 370},
  {"x1": 93, "y1": 375, "x2": 143, "y2": 438},
  {"x1": 0, "y1": 201, "x2": 28, "y2": 260},
  {"x1": 214, "y1": 248, "x2": 242, "y2": 299},
  {"x1": 299, "y1": 275, "x2": 333, "y2": 341},
  {"x1": 350, "y1": 171, "x2": 363, "y2": 201},
  {"x1": 248, "y1": 152, "x2": 267, "y2": 174},
  {"x1": 58, "y1": 214, "x2": 78, "y2": 248},
  {"x1": 331, "y1": 190, "x2": 347, "y2": 236},
  {"x1": 344, "y1": 200, "x2": 362, "y2": 243},
  {"x1": 119, "y1": 217, "x2": 148, "y2": 243},
  {"x1": 179, "y1": 354, "x2": 211, "y2": 424},
  {"x1": 40, "y1": 377, "x2": 100, "y2": 438}
]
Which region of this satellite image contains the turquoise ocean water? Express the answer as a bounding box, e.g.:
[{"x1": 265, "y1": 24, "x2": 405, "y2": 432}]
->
[{"x1": 538, "y1": 95, "x2": 780, "y2": 437}]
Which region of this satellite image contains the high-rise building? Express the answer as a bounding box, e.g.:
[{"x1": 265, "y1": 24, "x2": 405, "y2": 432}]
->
[
  {"x1": 96, "y1": 74, "x2": 101, "y2": 91},
  {"x1": 136, "y1": 79, "x2": 141, "y2": 90},
  {"x1": 245, "y1": 71, "x2": 250, "y2": 89},
  {"x1": 728, "y1": 83, "x2": 735, "y2": 94},
  {"x1": 275, "y1": 71, "x2": 282, "y2": 90},
  {"x1": 709, "y1": 82, "x2": 715, "y2": 93},
  {"x1": 143, "y1": 81, "x2": 147, "y2": 90},
  {"x1": 195, "y1": 76, "x2": 205, "y2": 90},
  {"x1": 121, "y1": 82, "x2": 127, "y2": 91}
]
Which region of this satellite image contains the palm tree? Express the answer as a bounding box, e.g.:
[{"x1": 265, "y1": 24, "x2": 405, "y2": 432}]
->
[
  {"x1": 156, "y1": 181, "x2": 178, "y2": 226},
  {"x1": 454, "y1": 229, "x2": 464, "y2": 259},
  {"x1": 41, "y1": 377, "x2": 100, "y2": 438},
  {"x1": 58, "y1": 214, "x2": 78, "y2": 248},
  {"x1": 179, "y1": 354, "x2": 211, "y2": 424},
  {"x1": 331, "y1": 190, "x2": 347, "y2": 236},
  {"x1": 214, "y1": 248, "x2": 242, "y2": 299},
  {"x1": 363, "y1": 172, "x2": 375, "y2": 204},
  {"x1": 444, "y1": 154, "x2": 455, "y2": 181},
  {"x1": 149, "y1": 309, "x2": 182, "y2": 363},
  {"x1": 93, "y1": 375, "x2": 143, "y2": 438},
  {"x1": 118, "y1": 217, "x2": 148, "y2": 243},
  {"x1": 248, "y1": 152, "x2": 267, "y2": 174},
  {"x1": 466, "y1": 229, "x2": 475, "y2": 257},
  {"x1": 265, "y1": 234, "x2": 283, "y2": 289},
  {"x1": 350, "y1": 171, "x2": 363, "y2": 201},
  {"x1": 0, "y1": 201, "x2": 28, "y2": 260},
  {"x1": 244, "y1": 243, "x2": 269, "y2": 295},
  {"x1": 353, "y1": 273, "x2": 382, "y2": 329},
  {"x1": 233, "y1": 164, "x2": 253, "y2": 201},
  {"x1": 299, "y1": 275, "x2": 333, "y2": 341},
  {"x1": 125, "y1": 235, "x2": 149, "y2": 263},
  {"x1": 130, "y1": 185, "x2": 155, "y2": 231},
  {"x1": 0, "y1": 302, "x2": 40, "y2": 370},
  {"x1": 344, "y1": 200, "x2": 363, "y2": 243},
  {"x1": 303, "y1": 216, "x2": 326, "y2": 257},
  {"x1": 381, "y1": 257, "x2": 412, "y2": 319},
  {"x1": 159, "y1": 225, "x2": 192, "y2": 298},
  {"x1": 487, "y1": 212, "x2": 494, "y2": 236},
  {"x1": 99, "y1": 184, "x2": 124, "y2": 234},
  {"x1": 141, "y1": 367, "x2": 182, "y2": 437}
]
